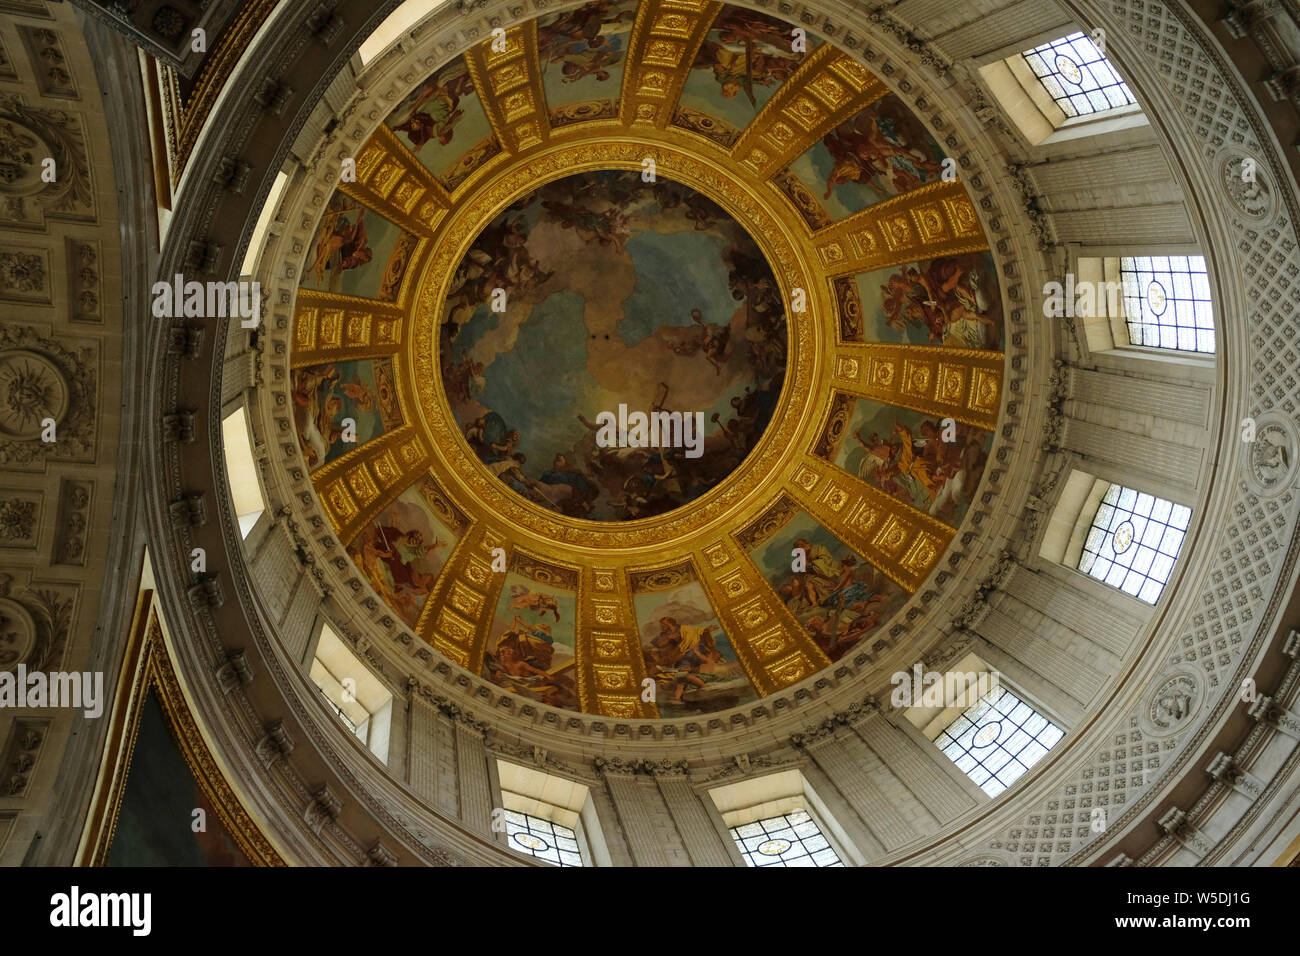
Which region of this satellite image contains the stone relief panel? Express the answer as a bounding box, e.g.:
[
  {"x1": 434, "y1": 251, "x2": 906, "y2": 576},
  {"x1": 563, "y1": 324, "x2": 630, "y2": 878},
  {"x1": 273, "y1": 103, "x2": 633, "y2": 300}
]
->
[
  {"x1": 0, "y1": 593, "x2": 38, "y2": 667},
  {"x1": 0, "y1": 325, "x2": 97, "y2": 469},
  {"x1": 0, "y1": 717, "x2": 49, "y2": 799},
  {"x1": 0, "y1": 0, "x2": 51, "y2": 17},
  {"x1": 15, "y1": 26, "x2": 77, "y2": 99},
  {"x1": 0, "y1": 31, "x2": 17, "y2": 82},
  {"x1": 0, "y1": 571, "x2": 74, "y2": 674},
  {"x1": 0, "y1": 1, "x2": 119, "y2": 869},
  {"x1": 0, "y1": 244, "x2": 48, "y2": 301},
  {"x1": 1215, "y1": 146, "x2": 1277, "y2": 224},
  {"x1": 1245, "y1": 412, "x2": 1296, "y2": 497},
  {"x1": 64, "y1": 236, "x2": 100, "y2": 323},
  {"x1": 1138, "y1": 668, "x2": 1205, "y2": 738},
  {"x1": 0, "y1": 487, "x2": 40, "y2": 548},
  {"x1": 50, "y1": 476, "x2": 91, "y2": 566},
  {"x1": 0, "y1": 93, "x2": 96, "y2": 228}
]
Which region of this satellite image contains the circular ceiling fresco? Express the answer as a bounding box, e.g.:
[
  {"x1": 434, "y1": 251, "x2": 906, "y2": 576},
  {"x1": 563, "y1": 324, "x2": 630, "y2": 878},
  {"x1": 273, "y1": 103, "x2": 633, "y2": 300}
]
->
[
  {"x1": 285, "y1": 0, "x2": 1005, "y2": 720},
  {"x1": 442, "y1": 169, "x2": 787, "y2": 521}
]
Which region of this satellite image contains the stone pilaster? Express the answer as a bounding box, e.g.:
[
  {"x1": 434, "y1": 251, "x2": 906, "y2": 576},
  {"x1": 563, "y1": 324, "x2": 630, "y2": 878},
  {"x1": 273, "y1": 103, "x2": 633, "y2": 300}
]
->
[{"x1": 652, "y1": 764, "x2": 736, "y2": 867}]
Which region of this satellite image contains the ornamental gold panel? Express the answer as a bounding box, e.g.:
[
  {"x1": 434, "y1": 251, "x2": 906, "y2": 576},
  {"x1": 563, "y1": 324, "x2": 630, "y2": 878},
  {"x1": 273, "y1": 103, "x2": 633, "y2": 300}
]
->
[
  {"x1": 832, "y1": 344, "x2": 1004, "y2": 430},
  {"x1": 291, "y1": 290, "x2": 402, "y2": 366},
  {"x1": 417, "y1": 524, "x2": 508, "y2": 671},
  {"x1": 598, "y1": 698, "x2": 642, "y2": 719},
  {"x1": 465, "y1": 23, "x2": 551, "y2": 153},
  {"x1": 696, "y1": 538, "x2": 828, "y2": 696},
  {"x1": 812, "y1": 180, "x2": 986, "y2": 276},
  {"x1": 574, "y1": 566, "x2": 657, "y2": 718},
  {"x1": 449, "y1": 579, "x2": 486, "y2": 618},
  {"x1": 787, "y1": 456, "x2": 952, "y2": 592},
  {"x1": 343, "y1": 124, "x2": 451, "y2": 237},
  {"x1": 620, "y1": 0, "x2": 721, "y2": 128},
  {"x1": 315, "y1": 425, "x2": 431, "y2": 546},
  {"x1": 731, "y1": 45, "x2": 887, "y2": 179}
]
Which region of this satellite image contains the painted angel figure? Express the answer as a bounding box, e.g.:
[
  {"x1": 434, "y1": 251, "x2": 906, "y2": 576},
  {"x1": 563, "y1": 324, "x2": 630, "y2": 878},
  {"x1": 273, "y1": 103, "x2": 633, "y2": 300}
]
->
[{"x1": 506, "y1": 584, "x2": 561, "y2": 622}]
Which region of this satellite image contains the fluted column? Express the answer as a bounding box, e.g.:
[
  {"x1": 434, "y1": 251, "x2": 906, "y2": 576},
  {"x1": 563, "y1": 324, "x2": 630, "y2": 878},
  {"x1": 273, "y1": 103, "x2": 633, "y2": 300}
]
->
[
  {"x1": 586, "y1": 777, "x2": 634, "y2": 867},
  {"x1": 405, "y1": 686, "x2": 460, "y2": 817},
  {"x1": 800, "y1": 761, "x2": 882, "y2": 861}
]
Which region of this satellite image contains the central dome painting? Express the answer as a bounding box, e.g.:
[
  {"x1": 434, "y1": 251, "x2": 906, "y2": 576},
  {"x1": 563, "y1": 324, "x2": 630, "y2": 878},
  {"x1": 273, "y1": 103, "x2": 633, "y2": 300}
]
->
[{"x1": 439, "y1": 170, "x2": 788, "y2": 521}]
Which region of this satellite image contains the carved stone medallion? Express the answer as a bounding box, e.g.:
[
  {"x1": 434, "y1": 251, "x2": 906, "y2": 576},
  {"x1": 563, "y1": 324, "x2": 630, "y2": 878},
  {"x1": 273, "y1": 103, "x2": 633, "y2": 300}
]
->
[
  {"x1": 0, "y1": 596, "x2": 36, "y2": 670},
  {"x1": 1245, "y1": 413, "x2": 1296, "y2": 498},
  {"x1": 1216, "y1": 147, "x2": 1276, "y2": 223},
  {"x1": 0, "y1": 350, "x2": 68, "y2": 438},
  {"x1": 1139, "y1": 668, "x2": 1204, "y2": 737}
]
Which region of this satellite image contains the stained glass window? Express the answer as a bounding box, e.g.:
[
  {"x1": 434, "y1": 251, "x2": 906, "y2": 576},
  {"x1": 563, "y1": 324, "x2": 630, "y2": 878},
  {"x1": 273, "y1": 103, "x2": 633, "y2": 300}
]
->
[
  {"x1": 1119, "y1": 255, "x2": 1214, "y2": 353},
  {"x1": 503, "y1": 810, "x2": 584, "y2": 867},
  {"x1": 1021, "y1": 33, "x2": 1135, "y2": 118},
  {"x1": 729, "y1": 809, "x2": 843, "y2": 867},
  {"x1": 1078, "y1": 484, "x2": 1191, "y2": 604},
  {"x1": 935, "y1": 685, "x2": 1065, "y2": 798}
]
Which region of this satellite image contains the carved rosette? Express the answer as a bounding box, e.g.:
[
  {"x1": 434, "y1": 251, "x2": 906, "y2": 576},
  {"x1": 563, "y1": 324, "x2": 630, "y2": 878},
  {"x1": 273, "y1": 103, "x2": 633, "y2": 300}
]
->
[{"x1": 0, "y1": 325, "x2": 96, "y2": 466}]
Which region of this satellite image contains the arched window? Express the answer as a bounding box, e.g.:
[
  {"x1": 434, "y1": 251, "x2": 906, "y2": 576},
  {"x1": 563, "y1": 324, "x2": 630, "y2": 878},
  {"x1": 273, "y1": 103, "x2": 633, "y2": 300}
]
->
[
  {"x1": 358, "y1": 0, "x2": 432, "y2": 65},
  {"x1": 1040, "y1": 470, "x2": 1192, "y2": 605},
  {"x1": 501, "y1": 811, "x2": 584, "y2": 867},
  {"x1": 239, "y1": 170, "x2": 288, "y2": 279},
  {"x1": 309, "y1": 624, "x2": 393, "y2": 763},
  {"x1": 978, "y1": 31, "x2": 1145, "y2": 146},
  {"x1": 495, "y1": 761, "x2": 609, "y2": 867},
  {"x1": 1067, "y1": 254, "x2": 1215, "y2": 361},
  {"x1": 220, "y1": 406, "x2": 265, "y2": 538}
]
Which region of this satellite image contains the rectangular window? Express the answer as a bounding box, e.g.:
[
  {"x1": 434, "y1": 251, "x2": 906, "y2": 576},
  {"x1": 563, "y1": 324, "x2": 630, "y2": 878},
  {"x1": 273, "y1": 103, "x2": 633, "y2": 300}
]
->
[
  {"x1": 309, "y1": 624, "x2": 393, "y2": 762},
  {"x1": 729, "y1": 809, "x2": 843, "y2": 868},
  {"x1": 1119, "y1": 255, "x2": 1214, "y2": 353},
  {"x1": 1021, "y1": 32, "x2": 1135, "y2": 118},
  {"x1": 1078, "y1": 484, "x2": 1191, "y2": 604},
  {"x1": 503, "y1": 810, "x2": 584, "y2": 867},
  {"x1": 317, "y1": 686, "x2": 358, "y2": 734},
  {"x1": 935, "y1": 685, "x2": 1065, "y2": 798},
  {"x1": 221, "y1": 406, "x2": 265, "y2": 538},
  {"x1": 496, "y1": 760, "x2": 606, "y2": 866}
]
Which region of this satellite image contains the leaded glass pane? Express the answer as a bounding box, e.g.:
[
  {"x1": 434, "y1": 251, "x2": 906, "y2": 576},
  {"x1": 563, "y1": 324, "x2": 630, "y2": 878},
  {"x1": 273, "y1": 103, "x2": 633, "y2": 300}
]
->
[
  {"x1": 934, "y1": 686, "x2": 1065, "y2": 798},
  {"x1": 728, "y1": 810, "x2": 844, "y2": 868},
  {"x1": 1119, "y1": 255, "x2": 1215, "y2": 354},
  {"x1": 1077, "y1": 483, "x2": 1191, "y2": 604},
  {"x1": 1019, "y1": 32, "x2": 1136, "y2": 118},
  {"x1": 504, "y1": 812, "x2": 584, "y2": 867}
]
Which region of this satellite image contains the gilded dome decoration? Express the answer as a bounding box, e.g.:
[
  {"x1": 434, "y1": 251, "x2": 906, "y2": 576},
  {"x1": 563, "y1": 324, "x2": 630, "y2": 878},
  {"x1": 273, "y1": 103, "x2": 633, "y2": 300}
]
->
[
  {"x1": 16, "y1": 0, "x2": 1300, "y2": 876},
  {"x1": 287, "y1": 0, "x2": 1003, "y2": 719}
]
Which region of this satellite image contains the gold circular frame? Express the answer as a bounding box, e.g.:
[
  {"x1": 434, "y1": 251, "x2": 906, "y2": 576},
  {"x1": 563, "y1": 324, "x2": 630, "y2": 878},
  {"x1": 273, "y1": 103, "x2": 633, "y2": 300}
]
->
[{"x1": 405, "y1": 133, "x2": 832, "y2": 556}]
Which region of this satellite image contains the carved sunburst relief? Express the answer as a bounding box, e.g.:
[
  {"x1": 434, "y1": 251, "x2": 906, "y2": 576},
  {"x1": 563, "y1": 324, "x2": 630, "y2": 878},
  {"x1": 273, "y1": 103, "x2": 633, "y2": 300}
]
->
[{"x1": 285, "y1": 0, "x2": 1005, "y2": 718}]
